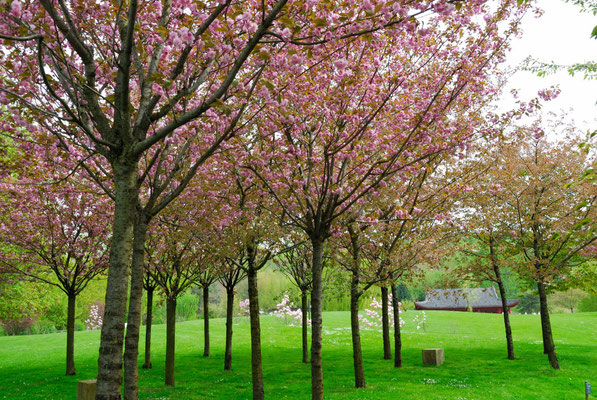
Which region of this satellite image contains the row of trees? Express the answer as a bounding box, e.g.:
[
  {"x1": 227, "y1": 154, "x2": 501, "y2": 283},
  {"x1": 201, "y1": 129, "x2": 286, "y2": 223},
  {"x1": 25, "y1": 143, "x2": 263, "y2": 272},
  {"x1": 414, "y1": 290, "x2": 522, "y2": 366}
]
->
[
  {"x1": 2, "y1": 0, "x2": 595, "y2": 399},
  {"x1": 0, "y1": 115, "x2": 595, "y2": 394}
]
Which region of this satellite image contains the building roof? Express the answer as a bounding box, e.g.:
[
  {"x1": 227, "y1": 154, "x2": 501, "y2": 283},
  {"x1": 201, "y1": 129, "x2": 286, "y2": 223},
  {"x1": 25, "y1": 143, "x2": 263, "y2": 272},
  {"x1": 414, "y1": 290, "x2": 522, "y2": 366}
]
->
[{"x1": 414, "y1": 287, "x2": 519, "y2": 309}]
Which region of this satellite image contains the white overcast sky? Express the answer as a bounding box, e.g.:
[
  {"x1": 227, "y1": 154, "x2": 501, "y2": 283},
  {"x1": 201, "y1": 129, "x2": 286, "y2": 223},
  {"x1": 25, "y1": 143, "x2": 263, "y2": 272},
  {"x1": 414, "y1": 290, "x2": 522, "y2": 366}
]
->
[{"x1": 502, "y1": 0, "x2": 597, "y2": 132}]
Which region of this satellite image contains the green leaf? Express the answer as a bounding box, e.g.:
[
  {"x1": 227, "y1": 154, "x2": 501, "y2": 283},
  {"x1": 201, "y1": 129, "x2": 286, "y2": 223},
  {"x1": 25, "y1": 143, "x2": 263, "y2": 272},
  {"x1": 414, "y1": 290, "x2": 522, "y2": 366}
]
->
[{"x1": 591, "y1": 25, "x2": 597, "y2": 39}]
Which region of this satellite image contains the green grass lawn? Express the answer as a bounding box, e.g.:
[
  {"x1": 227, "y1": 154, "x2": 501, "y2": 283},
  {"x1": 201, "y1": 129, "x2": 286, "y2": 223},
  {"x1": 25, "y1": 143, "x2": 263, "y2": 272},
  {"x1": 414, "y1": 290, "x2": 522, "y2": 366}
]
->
[{"x1": 0, "y1": 310, "x2": 595, "y2": 399}]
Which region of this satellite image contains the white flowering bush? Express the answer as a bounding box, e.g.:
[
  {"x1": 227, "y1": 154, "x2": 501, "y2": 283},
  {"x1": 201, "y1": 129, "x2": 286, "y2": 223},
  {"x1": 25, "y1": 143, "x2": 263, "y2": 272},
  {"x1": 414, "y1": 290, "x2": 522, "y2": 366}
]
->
[
  {"x1": 413, "y1": 311, "x2": 427, "y2": 331},
  {"x1": 85, "y1": 303, "x2": 104, "y2": 330},
  {"x1": 358, "y1": 295, "x2": 405, "y2": 330},
  {"x1": 273, "y1": 294, "x2": 311, "y2": 326}
]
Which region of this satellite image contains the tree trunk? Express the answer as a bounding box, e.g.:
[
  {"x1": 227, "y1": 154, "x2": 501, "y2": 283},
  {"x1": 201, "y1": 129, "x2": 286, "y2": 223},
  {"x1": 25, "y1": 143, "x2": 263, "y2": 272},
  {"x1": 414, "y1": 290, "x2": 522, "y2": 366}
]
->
[
  {"x1": 391, "y1": 284, "x2": 402, "y2": 368},
  {"x1": 493, "y1": 265, "x2": 514, "y2": 360},
  {"x1": 381, "y1": 286, "x2": 391, "y2": 360},
  {"x1": 310, "y1": 237, "x2": 324, "y2": 400},
  {"x1": 66, "y1": 293, "x2": 76, "y2": 376},
  {"x1": 142, "y1": 287, "x2": 154, "y2": 369},
  {"x1": 350, "y1": 281, "x2": 366, "y2": 388},
  {"x1": 165, "y1": 296, "x2": 177, "y2": 386},
  {"x1": 301, "y1": 289, "x2": 309, "y2": 364},
  {"x1": 124, "y1": 215, "x2": 148, "y2": 399},
  {"x1": 203, "y1": 285, "x2": 210, "y2": 358},
  {"x1": 248, "y1": 266, "x2": 265, "y2": 400},
  {"x1": 224, "y1": 289, "x2": 234, "y2": 370},
  {"x1": 537, "y1": 280, "x2": 559, "y2": 369},
  {"x1": 97, "y1": 163, "x2": 138, "y2": 400}
]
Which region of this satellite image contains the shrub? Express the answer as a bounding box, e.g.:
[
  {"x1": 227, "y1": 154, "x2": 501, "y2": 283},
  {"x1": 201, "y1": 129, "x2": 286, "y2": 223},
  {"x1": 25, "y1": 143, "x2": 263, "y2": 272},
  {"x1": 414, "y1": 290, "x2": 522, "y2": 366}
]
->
[
  {"x1": 578, "y1": 294, "x2": 597, "y2": 312},
  {"x1": 85, "y1": 302, "x2": 104, "y2": 330},
  {"x1": 1, "y1": 317, "x2": 35, "y2": 335},
  {"x1": 31, "y1": 320, "x2": 57, "y2": 335}
]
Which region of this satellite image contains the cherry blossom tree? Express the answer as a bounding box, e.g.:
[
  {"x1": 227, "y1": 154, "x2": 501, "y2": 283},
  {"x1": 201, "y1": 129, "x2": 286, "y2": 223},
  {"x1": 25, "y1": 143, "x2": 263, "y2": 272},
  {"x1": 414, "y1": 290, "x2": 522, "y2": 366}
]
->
[
  {"x1": 487, "y1": 123, "x2": 596, "y2": 369},
  {"x1": 0, "y1": 181, "x2": 111, "y2": 376}
]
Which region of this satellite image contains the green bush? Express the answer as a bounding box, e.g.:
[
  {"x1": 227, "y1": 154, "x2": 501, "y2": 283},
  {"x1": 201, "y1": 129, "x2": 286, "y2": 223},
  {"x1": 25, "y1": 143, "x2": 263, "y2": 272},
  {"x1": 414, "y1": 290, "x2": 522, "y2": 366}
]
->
[
  {"x1": 176, "y1": 291, "x2": 200, "y2": 321},
  {"x1": 30, "y1": 320, "x2": 57, "y2": 335},
  {"x1": 44, "y1": 301, "x2": 67, "y2": 330},
  {"x1": 578, "y1": 294, "x2": 597, "y2": 312},
  {"x1": 74, "y1": 321, "x2": 86, "y2": 331}
]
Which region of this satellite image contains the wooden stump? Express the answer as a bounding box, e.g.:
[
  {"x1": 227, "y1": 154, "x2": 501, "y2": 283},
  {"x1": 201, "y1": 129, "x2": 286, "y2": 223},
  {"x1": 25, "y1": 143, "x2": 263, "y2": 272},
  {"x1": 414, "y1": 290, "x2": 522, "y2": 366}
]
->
[
  {"x1": 77, "y1": 379, "x2": 97, "y2": 400},
  {"x1": 422, "y1": 348, "x2": 444, "y2": 366}
]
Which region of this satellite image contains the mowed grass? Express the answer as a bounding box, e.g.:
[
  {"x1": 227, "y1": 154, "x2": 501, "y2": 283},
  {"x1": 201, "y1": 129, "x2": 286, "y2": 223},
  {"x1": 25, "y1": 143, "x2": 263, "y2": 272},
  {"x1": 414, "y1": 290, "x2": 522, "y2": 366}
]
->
[{"x1": 0, "y1": 311, "x2": 595, "y2": 399}]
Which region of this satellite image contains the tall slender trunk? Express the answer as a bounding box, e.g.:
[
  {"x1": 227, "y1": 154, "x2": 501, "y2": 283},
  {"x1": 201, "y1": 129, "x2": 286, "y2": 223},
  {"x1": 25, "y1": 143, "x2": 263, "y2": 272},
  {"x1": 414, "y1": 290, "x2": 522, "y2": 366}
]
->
[
  {"x1": 224, "y1": 289, "x2": 234, "y2": 370},
  {"x1": 142, "y1": 287, "x2": 154, "y2": 369},
  {"x1": 310, "y1": 237, "x2": 324, "y2": 400},
  {"x1": 203, "y1": 285, "x2": 210, "y2": 357},
  {"x1": 248, "y1": 265, "x2": 264, "y2": 400},
  {"x1": 493, "y1": 265, "x2": 514, "y2": 360},
  {"x1": 350, "y1": 279, "x2": 365, "y2": 388},
  {"x1": 381, "y1": 286, "x2": 391, "y2": 360},
  {"x1": 537, "y1": 280, "x2": 559, "y2": 369},
  {"x1": 301, "y1": 289, "x2": 309, "y2": 364},
  {"x1": 391, "y1": 284, "x2": 402, "y2": 368},
  {"x1": 124, "y1": 215, "x2": 148, "y2": 399},
  {"x1": 165, "y1": 296, "x2": 177, "y2": 386},
  {"x1": 97, "y1": 163, "x2": 138, "y2": 400},
  {"x1": 66, "y1": 293, "x2": 76, "y2": 376}
]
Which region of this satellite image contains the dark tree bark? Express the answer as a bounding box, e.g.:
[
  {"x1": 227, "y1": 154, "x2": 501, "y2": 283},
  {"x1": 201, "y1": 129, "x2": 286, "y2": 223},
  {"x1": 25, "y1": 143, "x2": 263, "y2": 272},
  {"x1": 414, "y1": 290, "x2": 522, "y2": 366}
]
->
[
  {"x1": 381, "y1": 286, "x2": 391, "y2": 360},
  {"x1": 142, "y1": 287, "x2": 154, "y2": 369},
  {"x1": 224, "y1": 289, "x2": 234, "y2": 370},
  {"x1": 301, "y1": 289, "x2": 309, "y2": 364},
  {"x1": 493, "y1": 266, "x2": 514, "y2": 360},
  {"x1": 310, "y1": 237, "x2": 324, "y2": 400},
  {"x1": 203, "y1": 285, "x2": 210, "y2": 357},
  {"x1": 390, "y1": 284, "x2": 402, "y2": 368},
  {"x1": 97, "y1": 163, "x2": 138, "y2": 400},
  {"x1": 537, "y1": 280, "x2": 559, "y2": 369},
  {"x1": 66, "y1": 293, "x2": 76, "y2": 376},
  {"x1": 247, "y1": 264, "x2": 265, "y2": 400},
  {"x1": 350, "y1": 280, "x2": 366, "y2": 388},
  {"x1": 165, "y1": 296, "x2": 177, "y2": 386},
  {"x1": 124, "y1": 214, "x2": 148, "y2": 399}
]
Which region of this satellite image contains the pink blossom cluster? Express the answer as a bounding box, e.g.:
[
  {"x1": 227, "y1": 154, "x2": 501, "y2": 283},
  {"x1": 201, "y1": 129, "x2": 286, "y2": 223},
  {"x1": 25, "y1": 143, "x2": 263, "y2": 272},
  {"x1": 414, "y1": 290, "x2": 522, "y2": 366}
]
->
[
  {"x1": 273, "y1": 295, "x2": 311, "y2": 326},
  {"x1": 85, "y1": 303, "x2": 104, "y2": 330},
  {"x1": 358, "y1": 296, "x2": 405, "y2": 330},
  {"x1": 238, "y1": 298, "x2": 251, "y2": 316}
]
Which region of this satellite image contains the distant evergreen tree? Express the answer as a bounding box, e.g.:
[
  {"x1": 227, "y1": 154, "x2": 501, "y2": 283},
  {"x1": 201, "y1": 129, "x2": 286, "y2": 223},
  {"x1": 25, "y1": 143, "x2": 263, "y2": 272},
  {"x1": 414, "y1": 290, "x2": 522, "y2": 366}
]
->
[{"x1": 396, "y1": 283, "x2": 412, "y2": 302}]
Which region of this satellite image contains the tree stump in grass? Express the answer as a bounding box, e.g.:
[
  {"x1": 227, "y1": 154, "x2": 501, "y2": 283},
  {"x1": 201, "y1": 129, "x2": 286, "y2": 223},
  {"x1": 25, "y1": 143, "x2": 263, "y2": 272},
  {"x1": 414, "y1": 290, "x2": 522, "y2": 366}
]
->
[
  {"x1": 422, "y1": 348, "x2": 444, "y2": 366},
  {"x1": 77, "y1": 379, "x2": 97, "y2": 400}
]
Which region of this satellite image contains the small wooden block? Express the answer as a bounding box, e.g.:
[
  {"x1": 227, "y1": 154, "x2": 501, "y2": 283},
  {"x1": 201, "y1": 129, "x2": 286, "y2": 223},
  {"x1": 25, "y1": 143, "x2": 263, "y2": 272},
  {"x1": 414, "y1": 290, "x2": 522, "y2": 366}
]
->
[
  {"x1": 422, "y1": 348, "x2": 444, "y2": 366},
  {"x1": 77, "y1": 379, "x2": 97, "y2": 400}
]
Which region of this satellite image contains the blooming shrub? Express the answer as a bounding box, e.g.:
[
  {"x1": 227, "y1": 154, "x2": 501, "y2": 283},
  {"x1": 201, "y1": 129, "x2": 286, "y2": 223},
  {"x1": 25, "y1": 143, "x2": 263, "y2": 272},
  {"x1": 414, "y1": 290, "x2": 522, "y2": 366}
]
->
[
  {"x1": 273, "y1": 294, "x2": 310, "y2": 326},
  {"x1": 358, "y1": 295, "x2": 405, "y2": 330},
  {"x1": 238, "y1": 298, "x2": 250, "y2": 316},
  {"x1": 413, "y1": 311, "x2": 427, "y2": 331},
  {"x1": 85, "y1": 302, "x2": 104, "y2": 330}
]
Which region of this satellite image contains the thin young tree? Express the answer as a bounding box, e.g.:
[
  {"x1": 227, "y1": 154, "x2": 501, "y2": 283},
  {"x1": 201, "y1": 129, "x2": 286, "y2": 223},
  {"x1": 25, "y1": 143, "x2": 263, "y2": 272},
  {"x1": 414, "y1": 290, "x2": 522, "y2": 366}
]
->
[
  {"x1": 145, "y1": 216, "x2": 212, "y2": 386},
  {"x1": 274, "y1": 240, "x2": 314, "y2": 364},
  {"x1": 141, "y1": 270, "x2": 158, "y2": 370}
]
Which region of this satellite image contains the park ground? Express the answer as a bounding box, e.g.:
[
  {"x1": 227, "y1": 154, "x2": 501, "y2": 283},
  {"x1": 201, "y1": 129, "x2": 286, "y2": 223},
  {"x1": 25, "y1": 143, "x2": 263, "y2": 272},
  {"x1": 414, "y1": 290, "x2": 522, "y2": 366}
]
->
[{"x1": 0, "y1": 310, "x2": 595, "y2": 399}]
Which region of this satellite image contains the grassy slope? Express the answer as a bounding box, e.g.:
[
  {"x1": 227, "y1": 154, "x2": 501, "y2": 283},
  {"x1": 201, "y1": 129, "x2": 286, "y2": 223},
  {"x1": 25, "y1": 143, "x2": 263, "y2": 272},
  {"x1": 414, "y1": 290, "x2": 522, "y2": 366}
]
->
[{"x1": 0, "y1": 311, "x2": 595, "y2": 399}]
